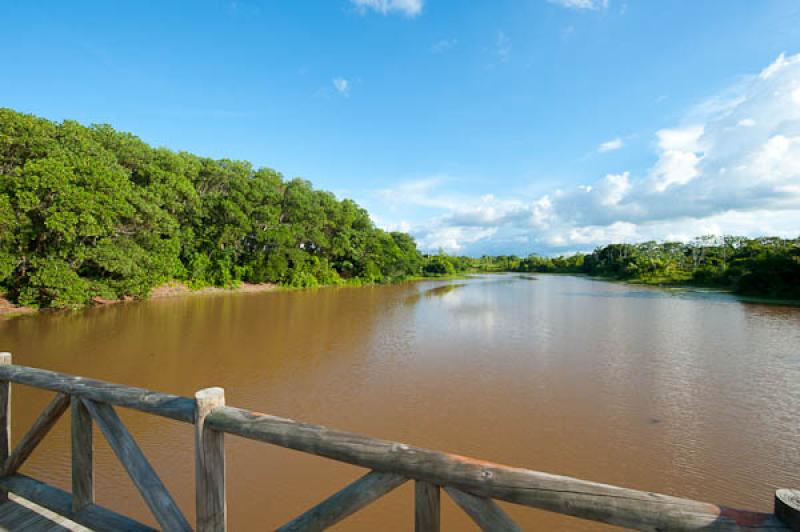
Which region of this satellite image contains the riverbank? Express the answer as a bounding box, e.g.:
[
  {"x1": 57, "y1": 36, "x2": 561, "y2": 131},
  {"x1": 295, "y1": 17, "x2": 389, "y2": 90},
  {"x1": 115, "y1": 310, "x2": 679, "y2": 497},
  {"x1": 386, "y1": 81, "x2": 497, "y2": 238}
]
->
[
  {"x1": 0, "y1": 296, "x2": 37, "y2": 319},
  {"x1": 0, "y1": 281, "x2": 279, "y2": 319},
  {"x1": 0, "y1": 275, "x2": 462, "y2": 319},
  {"x1": 148, "y1": 281, "x2": 278, "y2": 300},
  {"x1": 575, "y1": 272, "x2": 800, "y2": 306}
]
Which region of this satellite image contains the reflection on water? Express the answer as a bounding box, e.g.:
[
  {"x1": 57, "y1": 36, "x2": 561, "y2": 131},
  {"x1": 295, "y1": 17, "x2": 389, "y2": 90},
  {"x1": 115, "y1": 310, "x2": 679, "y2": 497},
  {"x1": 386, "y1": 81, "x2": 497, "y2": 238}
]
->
[
  {"x1": 1, "y1": 274, "x2": 799, "y2": 530},
  {"x1": 423, "y1": 283, "x2": 466, "y2": 297},
  {"x1": 404, "y1": 283, "x2": 467, "y2": 305}
]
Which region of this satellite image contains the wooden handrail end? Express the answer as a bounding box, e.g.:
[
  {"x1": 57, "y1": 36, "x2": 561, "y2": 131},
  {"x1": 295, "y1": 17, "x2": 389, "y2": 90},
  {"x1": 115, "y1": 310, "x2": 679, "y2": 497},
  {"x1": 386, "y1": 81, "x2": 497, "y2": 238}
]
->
[{"x1": 775, "y1": 489, "x2": 800, "y2": 530}]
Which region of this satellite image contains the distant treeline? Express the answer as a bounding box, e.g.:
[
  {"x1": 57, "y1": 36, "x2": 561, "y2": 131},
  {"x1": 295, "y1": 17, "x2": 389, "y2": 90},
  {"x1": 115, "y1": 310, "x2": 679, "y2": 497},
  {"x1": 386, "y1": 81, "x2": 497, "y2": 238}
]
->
[
  {"x1": 3, "y1": 110, "x2": 797, "y2": 309},
  {"x1": 0, "y1": 108, "x2": 424, "y2": 308},
  {"x1": 441, "y1": 236, "x2": 800, "y2": 299}
]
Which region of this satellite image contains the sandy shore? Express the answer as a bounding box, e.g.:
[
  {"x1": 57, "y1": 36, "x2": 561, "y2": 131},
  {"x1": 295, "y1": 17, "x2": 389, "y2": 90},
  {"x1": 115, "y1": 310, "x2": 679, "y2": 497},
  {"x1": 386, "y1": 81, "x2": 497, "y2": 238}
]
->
[
  {"x1": 149, "y1": 281, "x2": 278, "y2": 299},
  {"x1": 0, "y1": 296, "x2": 37, "y2": 319},
  {"x1": 0, "y1": 281, "x2": 278, "y2": 319}
]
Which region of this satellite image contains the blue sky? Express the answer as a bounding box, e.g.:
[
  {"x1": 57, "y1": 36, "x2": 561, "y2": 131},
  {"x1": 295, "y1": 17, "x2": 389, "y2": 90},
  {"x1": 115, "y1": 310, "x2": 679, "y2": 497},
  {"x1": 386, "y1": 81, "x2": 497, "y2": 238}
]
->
[{"x1": 2, "y1": 0, "x2": 800, "y2": 255}]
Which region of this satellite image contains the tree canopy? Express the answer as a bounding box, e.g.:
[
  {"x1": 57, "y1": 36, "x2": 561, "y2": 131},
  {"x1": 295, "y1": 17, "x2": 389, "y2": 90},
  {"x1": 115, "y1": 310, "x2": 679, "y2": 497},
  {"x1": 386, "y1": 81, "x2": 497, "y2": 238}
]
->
[
  {"x1": 512, "y1": 237, "x2": 800, "y2": 299},
  {"x1": 0, "y1": 108, "x2": 424, "y2": 307}
]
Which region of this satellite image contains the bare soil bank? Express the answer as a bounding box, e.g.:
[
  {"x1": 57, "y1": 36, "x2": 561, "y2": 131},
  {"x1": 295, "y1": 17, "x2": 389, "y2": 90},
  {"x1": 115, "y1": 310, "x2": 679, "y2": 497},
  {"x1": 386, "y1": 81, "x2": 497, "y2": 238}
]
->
[{"x1": 0, "y1": 282, "x2": 278, "y2": 319}]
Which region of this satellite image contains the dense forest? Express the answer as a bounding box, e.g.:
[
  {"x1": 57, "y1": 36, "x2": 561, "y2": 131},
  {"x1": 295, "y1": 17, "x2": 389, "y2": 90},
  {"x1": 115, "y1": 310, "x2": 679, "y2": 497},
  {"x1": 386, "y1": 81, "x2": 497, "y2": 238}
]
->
[
  {"x1": 2, "y1": 109, "x2": 798, "y2": 310},
  {"x1": 0, "y1": 108, "x2": 423, "y2": 308},
  {"x1": 442, "y1": 237, "x2": 800, "y2": 300}
]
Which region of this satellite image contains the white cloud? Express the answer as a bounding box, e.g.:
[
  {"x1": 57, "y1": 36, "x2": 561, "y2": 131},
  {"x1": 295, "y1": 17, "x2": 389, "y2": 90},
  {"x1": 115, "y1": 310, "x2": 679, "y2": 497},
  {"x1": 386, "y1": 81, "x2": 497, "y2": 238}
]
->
[
  {"x1": 759, "y1": 52, "x2": 800, "y2": 79},
  {"x1": 350, "y1": 0, "x2": 423, "y2": 17},
  {"x1": 598, "y1": 137, "x2": 624, "y2": 152},
  {"x1": 332, "y1": 78, "x2": 350, "y2": 97},
  {"x1": 372, "y1": 52, "x2": 800, "y2": 255},
  {"x1": 648, "y1": 125, "x2": 704, "y2": 192},
  {"x1": 416, "y1": 226, "x2": 498, "y2": 253},
  {"x1": 655, "y1": 125, "x2": 704, "y2": 152},
  {"x1": 548, "y1": 0, "x2": 609, "y2": 10},
  {"x1": 598, "y1": 172, "x2": 630, "y2": 205}
]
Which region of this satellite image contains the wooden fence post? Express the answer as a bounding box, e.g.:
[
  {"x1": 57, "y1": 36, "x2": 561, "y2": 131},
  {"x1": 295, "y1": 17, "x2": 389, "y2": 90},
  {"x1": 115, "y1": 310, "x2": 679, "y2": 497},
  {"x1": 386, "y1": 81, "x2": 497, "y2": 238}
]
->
[
  {"x1": 415, "y1": 481, "x2": 440, "y2": 532},
  {"x1": 0, "y1": 352, "x2": 11, "y2": 503},
  {"x1": 195, "y1": 387, "x2": 226, "y2": 532},
  {"x1": 72, "y1": 396, "x2": 94, "y2": 511}
]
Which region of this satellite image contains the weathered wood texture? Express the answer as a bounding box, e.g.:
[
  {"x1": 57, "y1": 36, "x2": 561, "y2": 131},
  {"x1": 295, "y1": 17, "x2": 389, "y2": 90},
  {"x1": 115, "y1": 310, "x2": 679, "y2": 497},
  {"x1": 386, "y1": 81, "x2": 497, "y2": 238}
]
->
[
  {"x1": 3, "y1": 392, "x2": 70, "y2": 476},
  {"x1": 444, "y1": 486, "x2": 520, "y2": 532},
  {"x1": 0, "y1": 353, "x2": 11, "y2": 504},
  {"x1": 0, "y1": 493, "x2": 91, "y2": 531},
  {"x1": 0, "y1": 362, "x2": 793, "y2": 531},
  {"x1": 82, "y1": 399, "x2": 191, "y2": 531},
  {"x1": 0, "y1": 473, "x2": 155, "y2": 531},
  {"x1": 71, "y1": 397, "x2": 93, "y2": 512},
  {"x1": 277, "y1": 471, "x2": 407, "y2": 532},
  {"x1": 207, "y1": 406, "x2": 789, "y2": 531},
  {"x1": 195, "y1": 387, "x2": 226, "y2": 532},
  {"x1": 415, "y1": 481, "x2": 440, "y2": 532},
  {"x1": 0, "y1": 364, "x2": 194, "y2": 423},
  {"x1": 775, "y1": 489, "x2": 800, "y2": 531}
]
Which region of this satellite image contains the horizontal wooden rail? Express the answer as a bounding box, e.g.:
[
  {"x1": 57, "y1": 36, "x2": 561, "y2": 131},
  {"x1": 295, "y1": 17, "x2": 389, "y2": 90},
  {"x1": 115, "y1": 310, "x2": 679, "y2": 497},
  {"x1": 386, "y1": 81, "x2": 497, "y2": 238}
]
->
[
  {"x1": 0, "y1": 359, "x2": 796, "y2": 531},
  {"x1": 0, "y1": 364, "x2": 194, "y2": 423},
  {"x1": 207, "y1": 406, "x2": 790, "y2": 531}
]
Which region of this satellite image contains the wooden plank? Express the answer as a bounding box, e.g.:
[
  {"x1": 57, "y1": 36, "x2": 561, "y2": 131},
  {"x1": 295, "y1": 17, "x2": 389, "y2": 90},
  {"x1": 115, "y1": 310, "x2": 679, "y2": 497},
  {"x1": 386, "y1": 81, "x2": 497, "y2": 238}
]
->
[
  {"x1": 71, "y1": 397, "x2": 93, "y2": 512},
  {"x1": 2, "y1": 493, "x2": 91, "y2": 531},
  {"x1": 1, "y1": 500, "x2": 55, "y2": 530},
  {"x1": 195, "y1": 387, "x2": 226, "y2": 532},
  {"x1": 81, "y1": 399, "x2": 191, "y2": 531},
  {"x1": 3, "y1": 392, "x2": 70, "y2": 475},
  {"x1": 445, "y1": 486, "x2": 520, "y2": 532},
  {"x1": 0, "y1": 473, "x2": 155, "y2": 531},
  {"x1": 415, "y1": 481, "x2": 440, "y2": 532},
  {"x1": 0, "y1": 364, "x2": 194, "y2": 423},
  {"x1": 775, "y1": 489, "x2": 800, "y2": 530},
  {"x1": 207, "y1": 406, "x2": 789, "y2": 531},
  {"x1": 277, "y1": 471, "x2": 407, "y2": 532},
  {"x1": 0, "y1": 352, "x2": 11, "y2": 503}
]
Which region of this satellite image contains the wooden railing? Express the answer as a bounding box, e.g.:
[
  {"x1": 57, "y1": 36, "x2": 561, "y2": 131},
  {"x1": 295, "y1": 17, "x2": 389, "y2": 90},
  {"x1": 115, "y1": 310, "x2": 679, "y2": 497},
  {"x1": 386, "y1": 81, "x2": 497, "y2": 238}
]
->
[{"x1": 0, "y1": 353, "x2": 797, "y2": 531}]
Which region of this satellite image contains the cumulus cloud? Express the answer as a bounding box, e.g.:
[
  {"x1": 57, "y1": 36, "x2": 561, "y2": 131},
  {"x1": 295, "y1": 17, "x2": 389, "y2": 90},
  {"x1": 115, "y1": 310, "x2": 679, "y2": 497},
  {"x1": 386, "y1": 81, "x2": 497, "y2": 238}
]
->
[
  {"x1": 350, "y1": 0, "x2": 423, "y2": 17},
  {"x1": 374, "y1": 52, "x2": 800, "y2": 254},
  {"x1": 648, "y1": 125, "x2": 703, "y2": 192},
  {"x1": 332, "y1": 77, "x2": 350, "y2": 97},
  {"x1": 548, "y1": 0, "x2": 609, "y2": 10},
  {"x1": 598, "y1": 137, "x2": 624, "y2": 152}
]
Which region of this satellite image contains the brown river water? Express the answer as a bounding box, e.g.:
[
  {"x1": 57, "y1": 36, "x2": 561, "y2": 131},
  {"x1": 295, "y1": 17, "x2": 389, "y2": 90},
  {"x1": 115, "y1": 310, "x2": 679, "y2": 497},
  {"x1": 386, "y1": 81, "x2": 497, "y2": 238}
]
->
[{"x1": 1, "y1": 274, "x2": 799, "y2": 530}]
